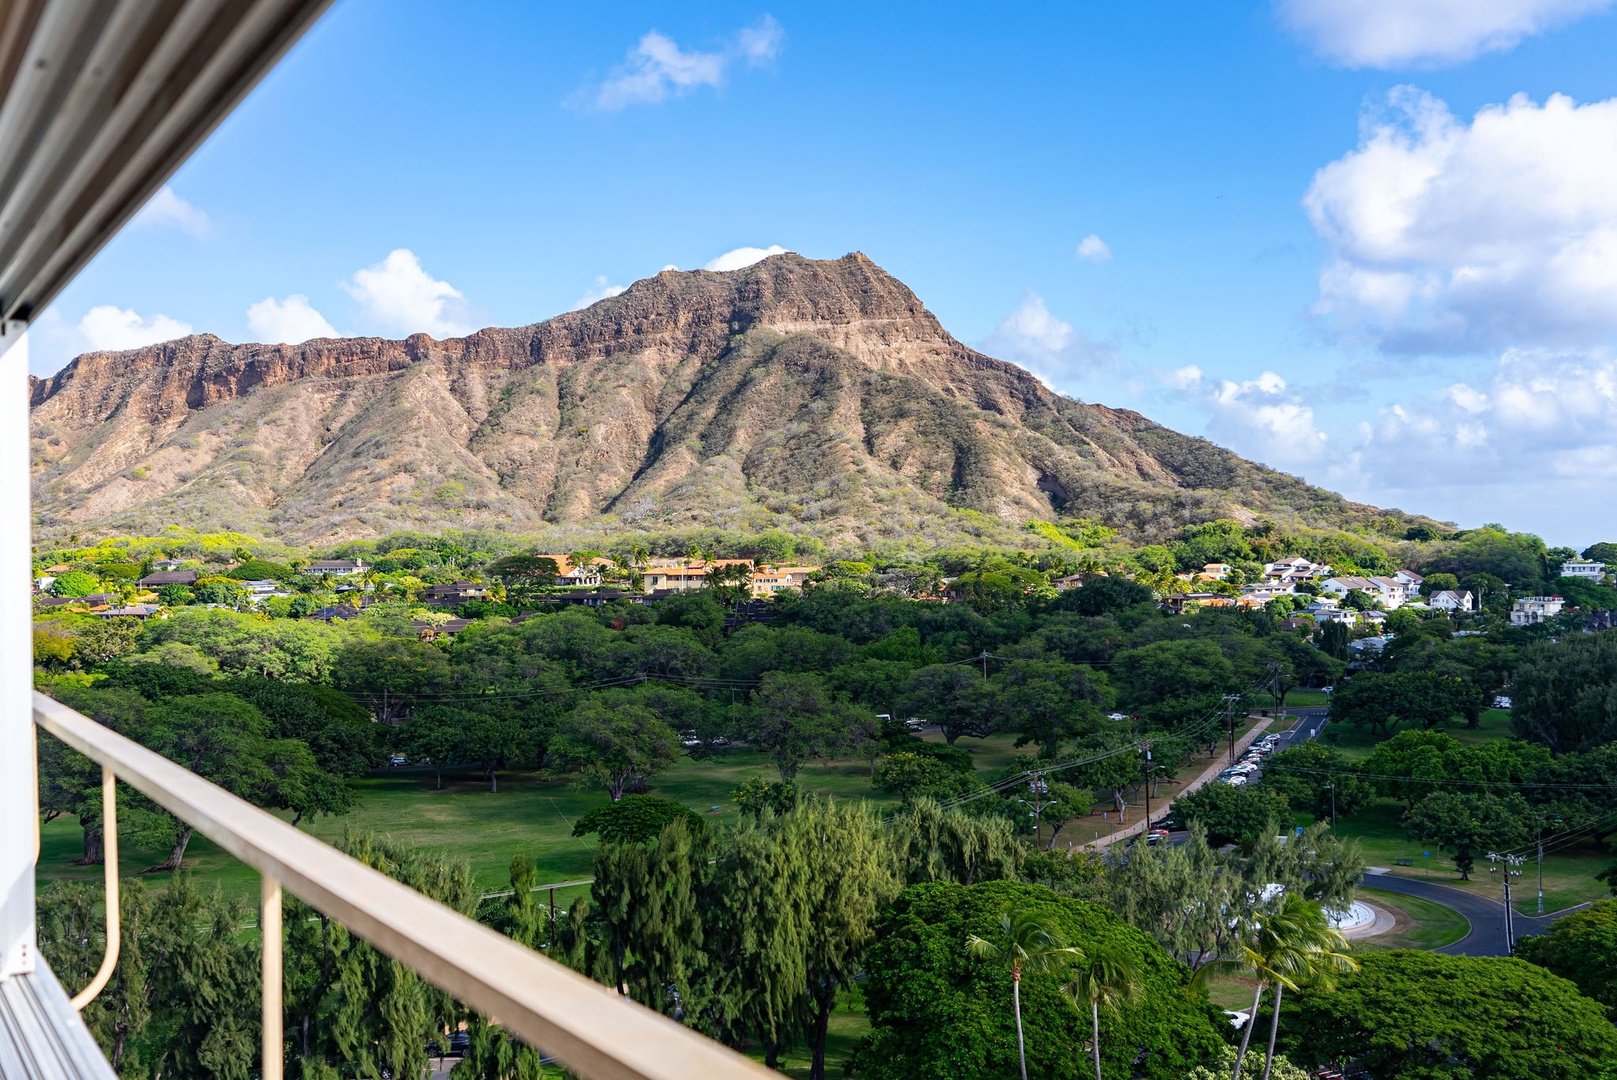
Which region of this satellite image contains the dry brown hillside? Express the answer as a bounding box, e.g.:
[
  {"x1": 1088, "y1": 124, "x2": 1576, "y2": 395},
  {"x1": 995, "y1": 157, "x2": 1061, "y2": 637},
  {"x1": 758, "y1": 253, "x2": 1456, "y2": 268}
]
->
[{"x1": 29, "y1": 252, "x2": 1416, "y2": 546}]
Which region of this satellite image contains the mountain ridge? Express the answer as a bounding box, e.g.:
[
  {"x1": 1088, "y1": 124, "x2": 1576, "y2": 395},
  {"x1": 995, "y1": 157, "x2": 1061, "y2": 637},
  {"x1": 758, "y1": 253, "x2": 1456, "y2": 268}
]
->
[{"x1": 29, "y1": 252, "x2": 1427, "y2": 546}]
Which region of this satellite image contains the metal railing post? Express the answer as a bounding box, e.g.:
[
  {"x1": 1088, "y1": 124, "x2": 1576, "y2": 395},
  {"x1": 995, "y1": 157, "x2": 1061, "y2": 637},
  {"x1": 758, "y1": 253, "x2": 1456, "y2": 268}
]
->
[
  {"x1": 71, "y1": 767, "x2": 120, "y2": 1010},
  {"x1": 262, "y1": 875, "x2": 283, "y2": 1080}
]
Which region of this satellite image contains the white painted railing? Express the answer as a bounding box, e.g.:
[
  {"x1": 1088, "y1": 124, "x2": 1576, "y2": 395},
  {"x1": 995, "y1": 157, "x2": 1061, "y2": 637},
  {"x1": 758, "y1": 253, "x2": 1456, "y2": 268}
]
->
[{"x1": 33, "y1": 692, "x2": 773, "y2": 1080}]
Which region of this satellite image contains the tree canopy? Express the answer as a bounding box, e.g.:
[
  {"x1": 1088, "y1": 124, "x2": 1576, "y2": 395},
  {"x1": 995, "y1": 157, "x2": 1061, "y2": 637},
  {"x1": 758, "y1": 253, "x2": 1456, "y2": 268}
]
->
[{"x1": 1276, "y1": 951, "x2": 1617, "y2": 1080}]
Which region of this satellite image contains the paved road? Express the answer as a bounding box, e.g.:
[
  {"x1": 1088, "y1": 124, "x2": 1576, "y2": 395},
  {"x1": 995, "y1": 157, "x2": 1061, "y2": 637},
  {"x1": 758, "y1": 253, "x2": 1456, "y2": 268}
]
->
[{"x1": 1361, "y1": 872, "x2": 1566, "y2": 956}]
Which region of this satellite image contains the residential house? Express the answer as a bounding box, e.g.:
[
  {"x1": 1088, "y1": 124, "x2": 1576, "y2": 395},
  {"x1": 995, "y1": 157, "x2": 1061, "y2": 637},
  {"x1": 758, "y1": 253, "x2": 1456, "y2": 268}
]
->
[
  {"x1": 1562, "y1": 558, "x2": 1606, "y2": 581},
  {"x1": 1161, "y1": 592, "x2": 1224, "y2": 615},
  {"x1": 1349, "y1": 636, "x2": 1390, "y2": 657},
  {"x1": 1322, "y1": 575, "x2": 1408, "y2": 609},
  {"x1": 1427, "y1": 589, "x2": 1475, "y2": 613},
  {"x1": 414, "y1": 618, "x2": 472, "y2": 641},
  {"x1": 1307, "y1": 604, "x2": 1356, "y2": 626},
  {"x1": 94, "y1": 604, "x2": 162, "y2": 620},
  {"x1": 1511, "y1": 596, "x2": 1565, "y2": 627},
  {"x1": 641, "y1": 560, "x2": 752, "y2": 594},
  {"x1": 422, "y1": 581, "x2": 491, "y2": 606},
  {"x1": 534, "y1": 554, "x2": 616, "y2": 587},
  {"x1": 32, "y1": 576, "x2": 54, "y2": 591},
  {"x1": 1263, "y1": 558, "x2": 1332, "y2": 585},
  {"x1": 1366, "y1": 577, "x2": 1410, "y2": 609},
  {"x1": 150, "y1": 558, "x2": 186, "y2": 570},
  {"x1": 137, "y1": 570, "x2": 198, "y2": 588},
  {"x1": 42, "y1": 563, "x2": 72, "y2": 575},
  {"x1": 306, "y1": 559, "x2": 368, "y2": 575},
  {"x1": 37, "y1": 592, "x2": 119, "y2": 609},
  {"x1": 240, "y1": 579, "x2": 281, "y2": 596},
  {"x1": 749, "y1": 565, "x2": 819, "y2": 596},
  {"x1": 1392, "y1": 569, "x2": 1424, "y2": 593}
]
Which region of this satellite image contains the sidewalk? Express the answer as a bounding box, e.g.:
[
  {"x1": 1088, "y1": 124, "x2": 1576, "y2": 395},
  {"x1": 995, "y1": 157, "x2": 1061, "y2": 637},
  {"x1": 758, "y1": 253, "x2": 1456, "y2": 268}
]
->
[{"x1": 1060, "y1": 715, "x2": 1276, "y2": 852}]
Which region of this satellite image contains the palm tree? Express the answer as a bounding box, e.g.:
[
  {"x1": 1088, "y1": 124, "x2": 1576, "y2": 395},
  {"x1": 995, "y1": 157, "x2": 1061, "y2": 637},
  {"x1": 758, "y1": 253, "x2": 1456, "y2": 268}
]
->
[
  {"x1": 1062, "y1": 943, "x2": 1143, "y2": 1080},
  {"x1": 965, "y1": 909, "x2": 1078, "y2": 1080},
  {"x1": 1194, "y1": 894, "x2": 1358, "y2": 1080}
]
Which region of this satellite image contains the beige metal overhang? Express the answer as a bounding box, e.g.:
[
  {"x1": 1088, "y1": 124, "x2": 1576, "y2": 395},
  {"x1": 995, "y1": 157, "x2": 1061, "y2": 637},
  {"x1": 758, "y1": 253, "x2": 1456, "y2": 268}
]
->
[{"x1": 0, "y1": 0, "x2": 334, "y2": 328}]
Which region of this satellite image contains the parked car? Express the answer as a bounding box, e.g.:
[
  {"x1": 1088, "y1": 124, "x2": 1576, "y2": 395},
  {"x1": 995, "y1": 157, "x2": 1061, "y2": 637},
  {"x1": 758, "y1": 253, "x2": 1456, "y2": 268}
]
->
[
  {"x1": 388, "y1": 754, "x2": 407, "y2": 766},
  {"x1": 1223, "y1": 775, "x2": 1248, "y2": 786},
  {"x1": 1145, "y1": 828, "x2": 1171, "y2": 845},
  {"x1": 1493, "y1": 696, "x2": 1513, "y2": 710}
]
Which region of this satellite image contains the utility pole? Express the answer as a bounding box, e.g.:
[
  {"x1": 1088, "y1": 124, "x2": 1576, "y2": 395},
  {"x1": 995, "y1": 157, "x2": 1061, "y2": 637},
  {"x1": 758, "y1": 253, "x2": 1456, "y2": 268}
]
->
[
  {"x1": 979, "y1": 650, "x2": 990, "y2": 679},
  {"x1": 1326, "y1": 782, "x2": 1336, "y2": 828},
  {"x1": 1488, "y1": 852, "x2": 1525, "y2": 949},
  {"x1": 1222, "y1": 693, "x2": 1240, "y2": 762},
  {"x1": 1142, "y1": 742, "x2": 1153, "y2": 824},
  {"x1": 1034, "y1": 776, "x2": 1047, "y2": 853},
  {"x1": 1537, "y1": 817, "x2": 1545, "y2": 915}
]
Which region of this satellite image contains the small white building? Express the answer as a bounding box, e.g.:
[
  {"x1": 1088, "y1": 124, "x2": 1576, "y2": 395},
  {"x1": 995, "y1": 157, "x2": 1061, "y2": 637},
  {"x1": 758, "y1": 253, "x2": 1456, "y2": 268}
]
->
[
  {"x1": 1393, "y1": 569, "x2": 1424, "y2": 593},
  {"x1": 307, "y1": 559, "x2": 369, "y2": 576},
  {"x1": 1511, "y1": 595, "x2": 1565, "y2": 627},
  {"x1": 1428, "y1": 589, "x2": 1475, "y2": 613},
  {"x1": 1562, "y1": 558, "x2": 1605, "y2": 581}
]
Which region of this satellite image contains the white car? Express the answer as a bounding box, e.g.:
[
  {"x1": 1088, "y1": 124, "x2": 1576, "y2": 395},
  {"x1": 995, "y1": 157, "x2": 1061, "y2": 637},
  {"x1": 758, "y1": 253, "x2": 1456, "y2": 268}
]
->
[{"x1": 1223, "y1": 775, "x2": 1249, "y2": 786}]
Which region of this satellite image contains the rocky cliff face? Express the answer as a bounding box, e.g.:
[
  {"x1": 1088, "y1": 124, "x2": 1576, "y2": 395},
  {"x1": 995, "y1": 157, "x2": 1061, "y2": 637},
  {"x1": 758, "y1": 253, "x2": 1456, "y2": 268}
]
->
[{"x1": 29, "y1": 252, "x2": 1402, "y2": 545}]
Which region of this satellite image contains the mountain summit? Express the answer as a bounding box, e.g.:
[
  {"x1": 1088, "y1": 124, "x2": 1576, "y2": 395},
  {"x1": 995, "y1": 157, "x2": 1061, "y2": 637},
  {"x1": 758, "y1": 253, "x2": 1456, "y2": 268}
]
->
[{"x1": 30, "y1": 253, "x2": 1407, "y2": 545}]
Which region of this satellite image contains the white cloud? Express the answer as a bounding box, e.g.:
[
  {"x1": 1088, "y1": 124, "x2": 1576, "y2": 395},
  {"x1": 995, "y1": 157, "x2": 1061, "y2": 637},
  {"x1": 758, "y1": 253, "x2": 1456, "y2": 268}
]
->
[
  {"x1": 1304, "y1": 87, "x2": 1617, "y2": 352},
  {"x1": 341, "y1": 249, "x2": 473, "y2": 338},
  {"x1": 1169, "y1": 366, "x2": 1334, "y2": 473},
  {"x1": 130, "y1": 186, "x2": 212, "y2": 239},
  {"x1": 76, "y1": 305, "x2": 194, "y2": 351},
  {"x1": 1076, "y1": 234, "x2": 1112, "y2": 262},
  {"x1": 571, "y1": 276, "x2": 628, "y2": 310},
  {"x1": 1278, "y1": 0, "x2": 1614, "y2": 68},
  {"x1": 1361, "y1": 348, "x2": 1617, "y2": 481},
  {"x1": 984, "y1": 293, "x2": 1117, "y2": 386},
  {"x1": 586, "y1": 16, "x2": 784, "y2": 110},
  {"x1": 704, "y1": 245, "x2": 788, "y2": 272},
  {"x1": 246, "y1": 294, "x2": 338, "y2": 344},
  {"x1": 737, "y1": 15, "x2": 785, "y2": 63}
]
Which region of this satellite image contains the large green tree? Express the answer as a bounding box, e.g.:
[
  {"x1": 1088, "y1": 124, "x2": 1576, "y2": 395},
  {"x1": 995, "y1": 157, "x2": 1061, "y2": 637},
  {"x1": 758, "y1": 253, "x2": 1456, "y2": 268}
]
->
[
  {"x1": 1403, "y1": 790, "x2": 1532, "y2": 879},
  {"x1": 37, "y1": 877, "x2": 260, "y2": 1079},
  {"x1": 741, "y1": 671, "x2": 869, "y2": 781},
  {"x1": 549, "y1": 695, "x2": 682, "y2": 800},
  {"x1": 1276, "y1": 951, "x2": 1617, "y2": 1079},
  {"x1": 1510, "y1": 633, "x2": 1617, "y2": 753},
  {"x1": 855, "y1": 880, "x2": 1226, "y2": 1080},
  {"x1": 284, "y1": 834, "x2": 476, "y2": 1080},
  {"x1": 1513, "y1": 898, "x2": 1617, "y2": 1019}
]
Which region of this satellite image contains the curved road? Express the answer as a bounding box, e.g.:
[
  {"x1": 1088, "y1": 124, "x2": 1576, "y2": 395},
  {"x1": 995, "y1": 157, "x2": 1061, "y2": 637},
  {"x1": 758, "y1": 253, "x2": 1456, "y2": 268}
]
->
[{"x1": 1361, "y1": 872, "x2": 1576, "y2": 956}]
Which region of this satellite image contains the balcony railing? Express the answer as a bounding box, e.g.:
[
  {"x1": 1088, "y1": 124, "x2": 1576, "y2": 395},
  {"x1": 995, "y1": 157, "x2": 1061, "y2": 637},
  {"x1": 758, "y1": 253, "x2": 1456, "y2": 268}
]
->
[{"x1": 33, "y1": 691, "x2": 773, "y2": 1080}]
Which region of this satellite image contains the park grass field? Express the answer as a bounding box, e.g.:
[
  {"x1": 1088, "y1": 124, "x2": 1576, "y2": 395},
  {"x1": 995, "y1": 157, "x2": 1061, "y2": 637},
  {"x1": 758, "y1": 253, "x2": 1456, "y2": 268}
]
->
[
  {"x1": 36, "y1": 746, "x2": 903, "y2": 905},
  {"x1": 1324, "y1": 708, "x2": 1513, "y2": 761}
]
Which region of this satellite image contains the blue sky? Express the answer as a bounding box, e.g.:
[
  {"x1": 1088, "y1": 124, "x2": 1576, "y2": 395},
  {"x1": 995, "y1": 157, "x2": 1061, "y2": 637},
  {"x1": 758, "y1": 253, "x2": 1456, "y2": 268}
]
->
[{"x1": 33, "y1": 1, "x2": 1617, "y2": 545}]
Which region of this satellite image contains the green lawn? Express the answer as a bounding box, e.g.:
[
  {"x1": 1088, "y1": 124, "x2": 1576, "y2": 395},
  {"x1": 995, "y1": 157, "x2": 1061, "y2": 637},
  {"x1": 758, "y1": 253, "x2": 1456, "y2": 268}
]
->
[
  {"x1": 1324, "y1": 708, "x2": 1513, "y2": 761},
  {"x1": 37, "y1": 748, "x2": 901, "y2": 904},
  {"x1": 1355, "y1": 887, "x2": 1469, "y2": 951},
  {"x1": 1320, "y1": 798, "x2": 1611, "y2": 914},
  {"x1": 1282, "y1": 689, "x2": 1332, "y2": 707}
]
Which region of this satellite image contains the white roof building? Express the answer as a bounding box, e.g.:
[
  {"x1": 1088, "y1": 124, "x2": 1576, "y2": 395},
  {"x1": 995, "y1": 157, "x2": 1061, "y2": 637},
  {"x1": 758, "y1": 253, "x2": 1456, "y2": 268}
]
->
[
  {"x1": 1562, "y1": 559, "x2": 1605, "y2": 580},
  {"x1": 1511, "y1": 596, "x2": 1565, "y2": 626}
]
